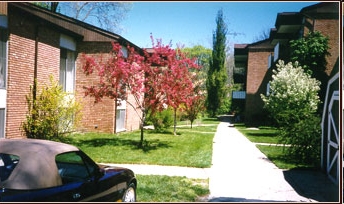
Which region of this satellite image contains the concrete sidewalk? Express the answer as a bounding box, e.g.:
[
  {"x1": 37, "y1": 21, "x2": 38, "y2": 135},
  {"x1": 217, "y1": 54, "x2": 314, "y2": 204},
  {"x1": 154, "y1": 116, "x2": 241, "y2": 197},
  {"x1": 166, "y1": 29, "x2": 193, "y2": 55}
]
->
[
  {"x1": 103, "y1": 117, "x2": 339, "y2": 202},
  {"x1": 100, "y1": 163, "x2": 211, "y2": 179},
  {"x1": 207, "y1": 120, "x2": 313, "y2": 202}
]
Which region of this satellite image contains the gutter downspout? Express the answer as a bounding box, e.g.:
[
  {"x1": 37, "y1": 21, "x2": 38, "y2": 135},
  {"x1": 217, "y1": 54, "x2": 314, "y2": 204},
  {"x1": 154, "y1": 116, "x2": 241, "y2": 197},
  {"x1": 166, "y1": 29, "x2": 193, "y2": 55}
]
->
[{"x1": 33, "y1": 25, "x2": 38, "y2": 102}]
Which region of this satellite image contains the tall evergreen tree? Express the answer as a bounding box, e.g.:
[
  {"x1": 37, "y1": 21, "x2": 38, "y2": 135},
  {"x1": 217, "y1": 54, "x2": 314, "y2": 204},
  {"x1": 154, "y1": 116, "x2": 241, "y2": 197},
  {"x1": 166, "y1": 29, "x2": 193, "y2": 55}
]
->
[{"x1": 206, "y1": 9, "x2": 228, "y2": 117}]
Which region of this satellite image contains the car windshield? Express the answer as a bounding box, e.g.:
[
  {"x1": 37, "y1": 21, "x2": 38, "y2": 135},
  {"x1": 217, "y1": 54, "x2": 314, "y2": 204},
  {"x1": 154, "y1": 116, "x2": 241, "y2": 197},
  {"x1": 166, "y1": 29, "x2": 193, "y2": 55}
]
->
[{"x1": 0, "y1": 153, "x2": 20, "y2": 183}]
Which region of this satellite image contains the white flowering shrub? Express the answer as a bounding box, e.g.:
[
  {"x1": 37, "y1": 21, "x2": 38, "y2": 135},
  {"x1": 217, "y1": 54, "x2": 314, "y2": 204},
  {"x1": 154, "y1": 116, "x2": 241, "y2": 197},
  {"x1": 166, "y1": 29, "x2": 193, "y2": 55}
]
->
[{"x1": 261, "y1": 60, "x2": 321, "y2": 165}]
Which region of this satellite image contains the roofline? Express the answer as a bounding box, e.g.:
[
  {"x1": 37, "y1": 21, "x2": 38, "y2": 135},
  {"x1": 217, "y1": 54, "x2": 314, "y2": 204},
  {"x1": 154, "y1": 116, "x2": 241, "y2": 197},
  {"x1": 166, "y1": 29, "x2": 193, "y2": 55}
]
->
[
  {"x1": 9, "y1": 2, "x2": 143, "y2": 51},
  {"x1": 300, "y1": 2, "x2": 336, "y2": 13}
]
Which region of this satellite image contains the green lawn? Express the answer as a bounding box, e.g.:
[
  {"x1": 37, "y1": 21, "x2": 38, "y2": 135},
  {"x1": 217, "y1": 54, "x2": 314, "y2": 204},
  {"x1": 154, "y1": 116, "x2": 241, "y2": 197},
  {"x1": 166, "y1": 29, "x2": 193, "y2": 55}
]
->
[
  {"x1": 136, "y1": 175, "x2": 209, "y2": 202},
  {"x1": 56, "y1": 118, "x2": 318, "y2": 201},
  {"x1": 56, "y1": 118, "x2": 318, "y2": 202},
  {"x1": 60, "y1": 119, "x2": 218, "y2": 168},
  {"x1": 256, "y1": 145, "x2": 314, "y2": 169},
  {"x1": 235, "y1": 123, "x2": 280, "y2": 144},
  {"x1": 235, "y1": 123, "x2": 315, "y2": 169},
  {"x1": 55, "y1": 118, "x2": 216, "y2": 202}
]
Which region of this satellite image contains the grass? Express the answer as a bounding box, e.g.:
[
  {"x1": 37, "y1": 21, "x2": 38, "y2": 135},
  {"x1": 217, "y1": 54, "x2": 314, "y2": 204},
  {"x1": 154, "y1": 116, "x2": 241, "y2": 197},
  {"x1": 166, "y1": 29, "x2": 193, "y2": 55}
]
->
[
  {"x1": 136, "y1": 175, "x2": 209, "y2": 202},
  {"x1": 256, "y1": 145, "x2": 314, "y2": 170},
  {"x1": 235, "y1": 123, "x2": 315, "y2": 169},
  {"x1": 60, "y1": 118, "x2": 218, "y2": 168},
  {"x1": 235, "y1": 123, "x2": 280, "y2": 144},
  {"x1": 55, "y1": 118, "x2": 216, "y2": 202}
]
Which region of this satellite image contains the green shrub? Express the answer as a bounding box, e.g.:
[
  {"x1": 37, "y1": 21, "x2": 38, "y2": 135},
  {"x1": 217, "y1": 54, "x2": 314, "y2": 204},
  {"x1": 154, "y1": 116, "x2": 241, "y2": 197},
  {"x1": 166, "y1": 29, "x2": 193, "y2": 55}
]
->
[
  {"x1": 261, "y1": 60, "x2": 321, "y2": 166},
  {"x1": 217, "y1": 97, "x2": 231, "y2": 115},
  {"x1": 22, "y1": 76, "x2": 82, "y2": 139},
  {"x1": 151, "y1": 108, "x2": 174, "y2": 131},
  {"x1": 279, "y1": 114, "x2": 321, "y2": 166}
]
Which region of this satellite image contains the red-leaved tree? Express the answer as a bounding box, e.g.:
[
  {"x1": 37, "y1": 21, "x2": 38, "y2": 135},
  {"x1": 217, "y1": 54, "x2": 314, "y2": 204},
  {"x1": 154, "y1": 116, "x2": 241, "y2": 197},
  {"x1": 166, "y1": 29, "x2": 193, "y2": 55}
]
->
[
  {"x1": 82, "y1": 36, "x2": 199, "y2": 146},
  {"x1": 145, "y1": 37, "x2": 199, "y2": 135}
]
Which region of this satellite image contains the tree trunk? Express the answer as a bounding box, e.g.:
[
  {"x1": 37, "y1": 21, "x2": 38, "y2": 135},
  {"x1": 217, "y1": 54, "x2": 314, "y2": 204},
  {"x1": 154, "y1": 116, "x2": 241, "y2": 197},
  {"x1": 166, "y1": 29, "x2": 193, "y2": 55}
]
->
[
  {"x1": 139, "y1": 109, "x2": 145, "y2": 147},
  {"x1": 173, "y1": 108, "x2": 177, "y2": 135},
  {"x1": 50, "y1": 2, "x2": 59, "y2": 12}
]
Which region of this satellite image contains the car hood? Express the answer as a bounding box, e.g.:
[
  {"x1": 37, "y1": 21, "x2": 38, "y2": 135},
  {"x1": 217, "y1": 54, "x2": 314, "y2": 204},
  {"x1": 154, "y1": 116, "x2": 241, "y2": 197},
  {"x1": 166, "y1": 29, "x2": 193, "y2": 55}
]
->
[{"x1": 98, "y1": 164, "x2": 133, "y2": 173}]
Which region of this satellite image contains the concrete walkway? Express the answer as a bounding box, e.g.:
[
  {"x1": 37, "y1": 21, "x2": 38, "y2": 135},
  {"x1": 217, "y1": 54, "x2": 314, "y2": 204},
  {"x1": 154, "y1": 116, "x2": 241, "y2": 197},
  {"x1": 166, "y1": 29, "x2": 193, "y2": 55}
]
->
[
  {"x1": 102, "y1": 118, "x2": 339, "y2": 202},
  {"x1": 207, "y1": 120, "x2": 313, "y2": 202}
]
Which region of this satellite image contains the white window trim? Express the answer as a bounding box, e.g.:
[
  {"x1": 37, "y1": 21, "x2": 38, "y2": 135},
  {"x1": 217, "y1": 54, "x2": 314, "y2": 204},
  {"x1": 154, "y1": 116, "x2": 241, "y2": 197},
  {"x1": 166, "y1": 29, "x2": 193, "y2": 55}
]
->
[{"x1": 60, "y1": 34, "x2": 76, "y2": 51}]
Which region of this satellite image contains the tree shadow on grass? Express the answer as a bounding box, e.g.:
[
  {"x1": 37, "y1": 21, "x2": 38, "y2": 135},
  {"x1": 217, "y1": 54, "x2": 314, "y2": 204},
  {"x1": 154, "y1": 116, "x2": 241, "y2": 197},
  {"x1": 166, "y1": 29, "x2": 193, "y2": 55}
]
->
[
  {"x1": 203, "y1": 118, "x2": 219, "y2": 122},
  {"x1": 246, "y1": 132, "x2": 278, "y2": 137},
  {"x1": 58, "y1": 136, "x2": 172, "y2": 153}
]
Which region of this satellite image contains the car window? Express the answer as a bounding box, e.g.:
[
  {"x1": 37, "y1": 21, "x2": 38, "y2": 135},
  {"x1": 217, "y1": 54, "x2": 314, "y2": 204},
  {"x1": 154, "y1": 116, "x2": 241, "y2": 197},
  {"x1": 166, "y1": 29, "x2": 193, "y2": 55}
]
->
[
  {"x1": 55, "y1": 151, "x2": 94, "y2": 184},
  {"x1": 0, "y1": 153, "x2": 20, "y2": 182}
]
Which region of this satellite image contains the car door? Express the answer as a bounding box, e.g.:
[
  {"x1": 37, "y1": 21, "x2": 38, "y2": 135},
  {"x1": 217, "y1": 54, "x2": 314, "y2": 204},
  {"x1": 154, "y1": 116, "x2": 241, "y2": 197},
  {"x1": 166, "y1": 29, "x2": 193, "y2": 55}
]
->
[{"x1": 55, "y1": 151, "x2": 122, "y2": 202}]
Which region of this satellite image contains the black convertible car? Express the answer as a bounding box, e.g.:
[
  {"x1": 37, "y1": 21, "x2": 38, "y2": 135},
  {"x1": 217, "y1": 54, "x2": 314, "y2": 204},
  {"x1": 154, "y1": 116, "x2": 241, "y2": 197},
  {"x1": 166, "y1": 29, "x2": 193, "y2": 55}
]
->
[{"x1": 0, "y1": 139, "x2": 137, "y2": 202}]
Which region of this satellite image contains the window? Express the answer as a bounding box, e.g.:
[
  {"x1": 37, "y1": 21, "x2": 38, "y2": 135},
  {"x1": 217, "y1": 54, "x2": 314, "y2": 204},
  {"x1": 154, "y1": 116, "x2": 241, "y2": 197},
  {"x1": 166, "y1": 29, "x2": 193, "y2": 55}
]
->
[
  {"x1": 273, "y1": 43, "x2": 279, "y2": 62},
  {"x1": 266, "y1": 82, "x2": 271, "y2": 96},
  {"x1": 116, "y1": 99, "x2": 126, "y2": 132},
  {"x1": 0, "y1": 29, "x2": 6, "y2": 89},
  {"x1": 0, "y1": 153, "x2": 19, "y2": 182},
  {"x1": 0, "y1": 17, "x2": 7, "y2": 139},
  {"x1": 116, "y1": 109, "x2": 126, "y2": 132},
  {"x1": 60, "y1": 49, "x2": 75, "y2": 93},
  {"x1": 121, "y1": 46, "x2": 128, "y2": 58},
  {"x1": 267, "y1": 54, "x2": 273, "y2": 69},
  {"x1": 60, "y1": 34, "x2": 76, "y2": 93},
  {"x1": 56, "y1": 151, "x2": 97, "y2": 184}
]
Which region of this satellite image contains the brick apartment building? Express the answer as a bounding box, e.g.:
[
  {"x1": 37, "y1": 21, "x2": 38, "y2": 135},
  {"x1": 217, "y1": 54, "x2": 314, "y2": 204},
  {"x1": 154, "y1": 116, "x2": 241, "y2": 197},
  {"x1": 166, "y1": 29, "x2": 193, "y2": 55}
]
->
[
  {"x1": 0, "y1": 2, "x2": 143, "y2": 139},
  {"x1": 234, "y1": 2, "x2": 339, "y2": 126},
  {"x1": 233, "y1": 2, "x2": 340, "y2": 184}
]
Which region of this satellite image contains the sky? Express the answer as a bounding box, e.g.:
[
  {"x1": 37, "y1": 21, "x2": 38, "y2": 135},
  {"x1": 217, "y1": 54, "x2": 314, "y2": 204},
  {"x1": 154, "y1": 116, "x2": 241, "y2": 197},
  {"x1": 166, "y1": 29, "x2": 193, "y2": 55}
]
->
[{"x1": 120, "y1": 1, "x2": 320, "y2": 50}]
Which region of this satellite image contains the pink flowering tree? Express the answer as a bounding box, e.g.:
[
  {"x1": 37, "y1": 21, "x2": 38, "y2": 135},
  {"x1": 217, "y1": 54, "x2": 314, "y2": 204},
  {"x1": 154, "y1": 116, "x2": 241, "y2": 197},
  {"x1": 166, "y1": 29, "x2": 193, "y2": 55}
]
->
[
  {"x1": 82, "y1": 36, "x2": 199, "y2": 146},
  {"x1": 145, "y1": 38, "x2": 199, "y2": 135},
  {"x1": 82, "y1": 42, "x2": 148, "y2": 147}
]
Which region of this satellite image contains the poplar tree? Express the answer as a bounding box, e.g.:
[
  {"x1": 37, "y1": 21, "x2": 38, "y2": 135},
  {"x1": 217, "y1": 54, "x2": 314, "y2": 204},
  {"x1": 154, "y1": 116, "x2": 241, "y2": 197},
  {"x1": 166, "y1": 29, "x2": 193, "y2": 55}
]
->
[{"x1": 206, "y1": 9, "x2": 228, "y2": 117}]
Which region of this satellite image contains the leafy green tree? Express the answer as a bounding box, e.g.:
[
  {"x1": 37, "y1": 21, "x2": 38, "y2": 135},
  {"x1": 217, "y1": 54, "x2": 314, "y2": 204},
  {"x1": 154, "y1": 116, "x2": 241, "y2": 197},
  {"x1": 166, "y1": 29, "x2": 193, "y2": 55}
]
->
[
  {"x1": 206, "y1": 9, "x2": 228, "y2": 117},
  {"x1": 22, "y1": 76, "x2": 82, "y2": 140},
  {"x1": 181, "y1": 45, "x2": 211, "y2": 125},
  {"x1": 261, "y1": 60, "x2": 321, "y2": 165},
  {"x1": 182, "y1": 45, "x2": 212, "y2": 81},
  {"x1": 32, "y1": 2, "x2": 59, "y2": 12},
  {"x1": 289, "y1": 31, "x2": 330, "y2": 103}
]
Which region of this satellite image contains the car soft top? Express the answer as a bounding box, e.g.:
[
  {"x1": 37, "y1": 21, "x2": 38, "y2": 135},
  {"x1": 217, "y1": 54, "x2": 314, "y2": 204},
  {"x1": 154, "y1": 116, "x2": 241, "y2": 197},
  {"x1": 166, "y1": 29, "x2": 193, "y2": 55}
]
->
[{"x1": 0, "y1": 139, "x2": 79, "y2": 189}]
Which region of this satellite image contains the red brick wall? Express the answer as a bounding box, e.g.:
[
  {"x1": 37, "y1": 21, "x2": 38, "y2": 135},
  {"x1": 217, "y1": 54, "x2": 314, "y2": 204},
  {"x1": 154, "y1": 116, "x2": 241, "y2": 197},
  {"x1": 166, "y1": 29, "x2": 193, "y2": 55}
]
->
[
  {"x1": 6, "y1": 34, "x2": 35, "y2": 138},
  {"x1": 76, "y1": 41, "x2": 142, "y2": 133},
  {"x1": 245, "y1": 50, "x2": 272, "y2": 124},
  {"x1": 75, "y1": 42, "x2": 142, "y2": 133},
  {"x1": 6, "y1": 16, "x2": 60, "y2": 138},
  {"x1": 75, "y1": 44, "x2": 115, "y2": 133},
  {"x1": 36, "y1": 27, "x2": 60, "y2": 85},
  {"x1": 0, "y1": 2, "x2": 7, "y2": 15},
  {"x1": 6, "y1": 9, "x2": 142, "y2": 137},
  {"x1": 303, "y1": 18, "x2": 339, "y2": 76},
  {"x1": 313, "y1": 19, "x2": 339, "y2": 76}
]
